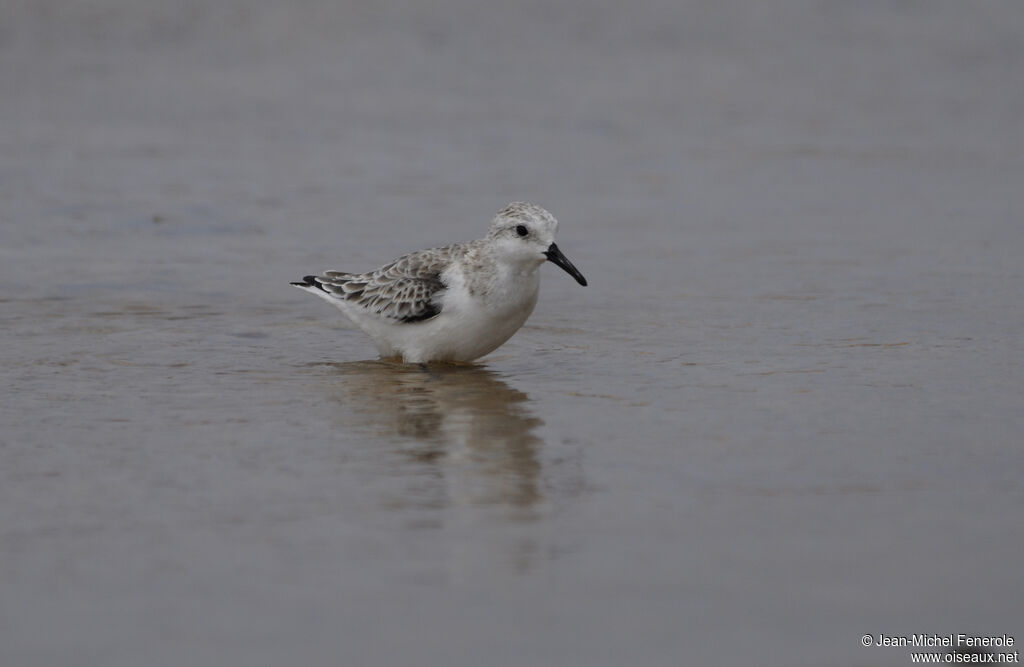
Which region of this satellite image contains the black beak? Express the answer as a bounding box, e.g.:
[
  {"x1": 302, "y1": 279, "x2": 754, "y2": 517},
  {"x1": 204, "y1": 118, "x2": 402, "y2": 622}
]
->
[{"x1": 544, "y1": 243, "x2": 587, "y2": 286}]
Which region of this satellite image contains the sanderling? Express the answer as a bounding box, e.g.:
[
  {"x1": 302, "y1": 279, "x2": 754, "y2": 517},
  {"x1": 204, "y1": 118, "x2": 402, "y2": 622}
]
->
[{"x1": 291, "y1": 202, "x2": 587, "y2": 363}]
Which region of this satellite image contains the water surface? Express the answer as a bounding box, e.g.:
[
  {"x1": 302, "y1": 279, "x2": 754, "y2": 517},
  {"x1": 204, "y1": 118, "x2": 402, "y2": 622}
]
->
[{"x1": 2, "y1": 2, "x2": 1022, "y2": 665}]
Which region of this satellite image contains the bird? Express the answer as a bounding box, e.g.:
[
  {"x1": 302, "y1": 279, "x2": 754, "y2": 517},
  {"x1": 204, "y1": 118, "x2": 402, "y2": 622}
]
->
[{"x1": 291, "y1": 202, "x2": 587, "y2": 363}]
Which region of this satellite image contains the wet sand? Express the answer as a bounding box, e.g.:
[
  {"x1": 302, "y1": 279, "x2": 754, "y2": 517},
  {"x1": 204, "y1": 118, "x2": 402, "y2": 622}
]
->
[{"x1": 2, "y1": 1, "x2": 1022, "y2": 665}]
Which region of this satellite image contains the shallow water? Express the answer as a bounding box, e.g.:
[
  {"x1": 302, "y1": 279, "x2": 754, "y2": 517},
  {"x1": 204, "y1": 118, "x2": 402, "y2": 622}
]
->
[{"x1": 2, "y1": 2, "x2": 1023, "y2": 665}]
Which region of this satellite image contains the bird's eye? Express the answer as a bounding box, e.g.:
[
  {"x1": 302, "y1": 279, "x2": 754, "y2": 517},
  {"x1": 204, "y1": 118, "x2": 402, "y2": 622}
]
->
[{"x1": 515, "y1": 224, "x2": 529, "y2": 237}]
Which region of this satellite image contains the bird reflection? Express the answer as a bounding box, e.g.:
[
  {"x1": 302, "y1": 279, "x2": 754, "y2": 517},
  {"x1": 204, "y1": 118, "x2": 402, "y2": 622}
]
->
[{"x1": 317, "y1": 361, "x2": 544, "y2": 517}]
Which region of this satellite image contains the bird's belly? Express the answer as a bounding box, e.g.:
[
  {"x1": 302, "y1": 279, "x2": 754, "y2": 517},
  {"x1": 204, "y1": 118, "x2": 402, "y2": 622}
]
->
[
  {"x1": 400, "y1": 291, "x2": 536, "y2": 362},
  {"x1": 447, "y1": 302, "x2": 534, "y2": 360}
]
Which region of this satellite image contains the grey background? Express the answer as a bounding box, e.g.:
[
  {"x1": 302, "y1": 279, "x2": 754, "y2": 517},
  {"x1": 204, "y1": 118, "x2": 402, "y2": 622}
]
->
[{"x1": 2, "y1": 1, "x2": 1022, "y2": 665}]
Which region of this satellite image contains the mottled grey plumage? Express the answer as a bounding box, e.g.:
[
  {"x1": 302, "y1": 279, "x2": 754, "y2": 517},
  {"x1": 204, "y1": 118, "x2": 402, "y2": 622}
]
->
[
  {"x1": 291, "y1": 203, "x2": 586, "y2": 363},
  {"x1": 297, "y1": 247, "x2": 460, "y2": 323}
]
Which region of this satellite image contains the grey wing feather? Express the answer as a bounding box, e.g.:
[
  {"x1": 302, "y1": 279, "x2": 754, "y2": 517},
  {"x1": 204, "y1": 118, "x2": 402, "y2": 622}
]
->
[{"x1": 308, "y1": 246, "x2": 455, "y2": 323}]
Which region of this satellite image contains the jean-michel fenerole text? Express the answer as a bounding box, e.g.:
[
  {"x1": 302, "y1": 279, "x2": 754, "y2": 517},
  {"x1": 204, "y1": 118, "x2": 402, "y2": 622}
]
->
[{"x1": 873, "y1": 634, "x2": 1014, "y2": 648}]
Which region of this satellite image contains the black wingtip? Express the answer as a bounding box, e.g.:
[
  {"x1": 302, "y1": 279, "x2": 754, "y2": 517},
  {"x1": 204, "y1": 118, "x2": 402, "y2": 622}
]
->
[{"x1": 291, "y1": 276, "x2": 327, "y2": 291}]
